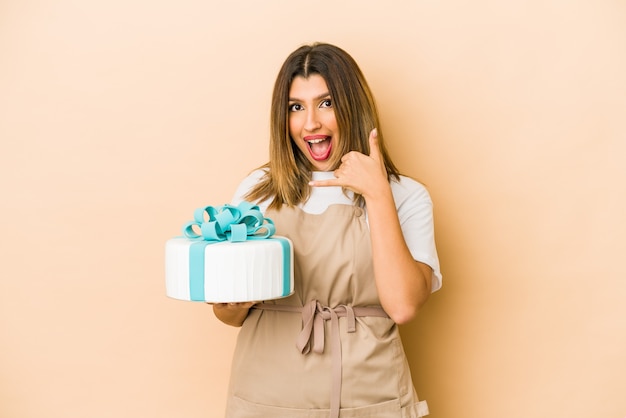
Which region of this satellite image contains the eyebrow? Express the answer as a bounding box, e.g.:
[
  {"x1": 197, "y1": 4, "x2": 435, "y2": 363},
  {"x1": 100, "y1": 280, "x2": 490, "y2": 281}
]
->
[{"x1": 288, "y1": 92, "x2": 331, "y2": 102}]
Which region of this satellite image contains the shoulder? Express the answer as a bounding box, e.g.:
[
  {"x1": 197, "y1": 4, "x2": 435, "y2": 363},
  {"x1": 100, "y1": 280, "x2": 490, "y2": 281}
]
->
[
  {"x1": 388, "y1": 175, "x2": 435, "y2": 232},
  {"x1": 390, "y1": 175, "x2": 433, "y2": 208},
  {"x1": 231, "y1": 168, "x2": 271, "y2": 211}
]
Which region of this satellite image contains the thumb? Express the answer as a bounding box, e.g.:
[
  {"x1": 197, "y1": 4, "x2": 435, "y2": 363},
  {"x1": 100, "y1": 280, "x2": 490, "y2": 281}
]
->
[{"x1": 368, "y1": 128, "x2": 382, "y2": 161}]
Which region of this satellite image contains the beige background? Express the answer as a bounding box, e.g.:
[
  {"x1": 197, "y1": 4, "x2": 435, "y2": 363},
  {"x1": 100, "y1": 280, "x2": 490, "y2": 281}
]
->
[{"x1": 1, "y1": 1, "x2": 625, "y2": 417}]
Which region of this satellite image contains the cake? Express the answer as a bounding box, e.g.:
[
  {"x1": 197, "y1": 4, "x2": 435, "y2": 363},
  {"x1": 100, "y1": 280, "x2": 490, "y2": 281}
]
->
[{"x1": 165, "y1": 202, "x2": 294, "y2": 303}]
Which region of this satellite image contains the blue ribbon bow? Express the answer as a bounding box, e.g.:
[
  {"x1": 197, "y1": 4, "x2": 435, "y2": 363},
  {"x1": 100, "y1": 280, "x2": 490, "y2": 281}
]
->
[{"x1": 182, "y1": 201, "x2": 275, "y2": 242}]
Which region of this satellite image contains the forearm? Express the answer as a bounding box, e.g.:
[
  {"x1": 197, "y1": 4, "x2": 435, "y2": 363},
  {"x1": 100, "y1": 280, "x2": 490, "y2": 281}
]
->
[{"x1": 364, "y1": 185, "x2": 432, "y2": 324}]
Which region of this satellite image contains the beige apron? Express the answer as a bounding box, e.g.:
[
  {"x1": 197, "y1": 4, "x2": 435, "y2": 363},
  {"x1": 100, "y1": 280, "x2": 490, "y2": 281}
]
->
[{"x1": 225, "y1": 205, "x2": 429, "y2": 418}]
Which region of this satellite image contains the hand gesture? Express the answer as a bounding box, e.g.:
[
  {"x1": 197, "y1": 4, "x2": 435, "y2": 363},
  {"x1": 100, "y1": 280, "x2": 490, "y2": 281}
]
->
[{"x1": 309, "y1": 129, "x2": 388, "y2": 199}]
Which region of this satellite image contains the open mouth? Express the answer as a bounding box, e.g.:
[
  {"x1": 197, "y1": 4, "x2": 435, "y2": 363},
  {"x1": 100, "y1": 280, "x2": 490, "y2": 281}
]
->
[{"x1": 305, "y1": 135, "x2": 332, "y2": 161}]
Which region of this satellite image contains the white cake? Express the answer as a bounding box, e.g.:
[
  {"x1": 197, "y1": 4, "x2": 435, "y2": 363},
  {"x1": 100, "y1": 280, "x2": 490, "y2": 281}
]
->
[
  {"x1": 165, "y1": 236, "x2": 294, "y2": 303},
  {"x1": 165, "y1": 203, "x2": 294, "y2": 303}
]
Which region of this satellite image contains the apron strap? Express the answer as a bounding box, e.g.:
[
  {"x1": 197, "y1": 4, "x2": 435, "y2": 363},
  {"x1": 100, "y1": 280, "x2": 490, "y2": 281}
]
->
[{"x1": 253, "y1": 301, "x2": 390, "y2": 418}]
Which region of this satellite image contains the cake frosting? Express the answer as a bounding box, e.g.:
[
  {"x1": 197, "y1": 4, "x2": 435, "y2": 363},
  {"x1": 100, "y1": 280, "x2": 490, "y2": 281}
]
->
[{"x1": 165, "y1": 202, "x2": 294, "y2": 303}]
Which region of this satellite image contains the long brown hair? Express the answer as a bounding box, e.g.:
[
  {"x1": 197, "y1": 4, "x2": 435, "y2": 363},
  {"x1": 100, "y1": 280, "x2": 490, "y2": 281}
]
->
[{"x1": 246, "y1": 42, "x2": 400, "y2": 210}]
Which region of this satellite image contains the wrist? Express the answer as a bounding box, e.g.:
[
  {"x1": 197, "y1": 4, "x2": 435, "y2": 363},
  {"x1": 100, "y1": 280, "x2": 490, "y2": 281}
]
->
[{"x1": 362, "y1": 179, "x2": 393, "y2": 206}]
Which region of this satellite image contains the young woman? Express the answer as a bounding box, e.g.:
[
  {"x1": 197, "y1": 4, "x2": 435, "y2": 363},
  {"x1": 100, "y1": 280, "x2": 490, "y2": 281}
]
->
[{"x1": 213, "y1": 42, "x2": 442, "y2": 418}]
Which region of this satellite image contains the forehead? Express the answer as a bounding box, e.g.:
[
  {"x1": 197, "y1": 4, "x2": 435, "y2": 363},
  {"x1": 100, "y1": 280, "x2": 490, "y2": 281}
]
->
[{"x1": 288, "y1": 74, "x2": 329, "y2": 99}]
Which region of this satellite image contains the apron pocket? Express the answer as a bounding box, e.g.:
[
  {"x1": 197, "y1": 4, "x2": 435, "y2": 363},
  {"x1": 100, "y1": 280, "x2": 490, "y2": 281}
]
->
[
  {"x1": 228, "y1": 396, "x2": 322, "y2": 418},
  {"x1": 228, "y1": 396, "x2": 416, "y2": 418}
]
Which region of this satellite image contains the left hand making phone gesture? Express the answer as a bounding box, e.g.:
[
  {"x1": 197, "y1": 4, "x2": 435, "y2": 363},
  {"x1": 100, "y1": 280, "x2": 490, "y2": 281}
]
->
[
  {"x1": 308, "y1": 128, "x2": 389, "y2": 199},
  {"x1": 310, "y1": 128, "x2": 432, "y2": 324}
]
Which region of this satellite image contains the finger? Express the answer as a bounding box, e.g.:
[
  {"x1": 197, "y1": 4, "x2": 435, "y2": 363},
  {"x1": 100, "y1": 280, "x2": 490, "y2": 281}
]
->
[
  {"x1": 341, "y1": 150, "x2": 360, "y2": 162},
  {"x1": 308, "y1": 178, "x2": 342, "y2": 188},
  {"x1": 368, "y1": 128, "x2": 382, "y2": 162},
  {"x1": 225, "y1": 302, "x2": 255, "y2": 309}
]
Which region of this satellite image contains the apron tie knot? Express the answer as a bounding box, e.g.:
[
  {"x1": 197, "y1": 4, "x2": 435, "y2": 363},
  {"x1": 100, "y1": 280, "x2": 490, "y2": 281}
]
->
[
  {"x1": 295, "y1": 301, "x2": 357, "y2": 354},
  {"x1": 254, "y1": 300, "x2": 389, "y2": 418}
]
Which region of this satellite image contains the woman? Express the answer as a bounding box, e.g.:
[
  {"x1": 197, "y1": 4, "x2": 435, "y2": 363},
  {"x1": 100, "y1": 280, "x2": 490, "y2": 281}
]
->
[{"x1": 213, "y1": 42, "x2": 442, "y2": 418}]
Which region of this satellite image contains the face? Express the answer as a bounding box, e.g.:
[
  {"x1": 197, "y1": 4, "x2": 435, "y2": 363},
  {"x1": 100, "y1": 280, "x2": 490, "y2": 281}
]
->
[{"x1": 288, "y1": 74, "x2": 339, "y2": 171}]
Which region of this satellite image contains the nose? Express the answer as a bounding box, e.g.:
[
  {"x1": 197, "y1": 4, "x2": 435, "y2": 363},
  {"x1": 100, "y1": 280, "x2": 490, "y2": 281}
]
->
[{"x1": 303, "y1": 109, "x2": 321, "y2": 131}]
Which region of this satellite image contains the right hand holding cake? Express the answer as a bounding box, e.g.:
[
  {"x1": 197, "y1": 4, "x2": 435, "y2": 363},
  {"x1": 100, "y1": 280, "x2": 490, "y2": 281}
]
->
[{"x1": 212, "y1": 302, "x2": 257, "y2": 327}]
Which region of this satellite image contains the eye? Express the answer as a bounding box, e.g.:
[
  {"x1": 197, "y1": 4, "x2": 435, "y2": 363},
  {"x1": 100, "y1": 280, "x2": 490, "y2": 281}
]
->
[
  {"x1": 288, "y1": 103, "x2": 303, "y2": 112},
  {"x1": 320, "y1": 98, "x2": 332, "y2": 108}
]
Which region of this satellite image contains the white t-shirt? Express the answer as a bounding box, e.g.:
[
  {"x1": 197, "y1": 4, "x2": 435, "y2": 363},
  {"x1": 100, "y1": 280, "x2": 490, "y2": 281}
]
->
[{"x1": 231, "y1": 170, "x2": 442, "y2": 292}]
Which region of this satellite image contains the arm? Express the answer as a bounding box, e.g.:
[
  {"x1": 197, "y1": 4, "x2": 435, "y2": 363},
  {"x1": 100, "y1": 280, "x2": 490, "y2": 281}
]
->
[
  {"x1": 364, "y1": 181, "x2": 432, "y2": 324},
  {"x1": 308, "y1": 129, "x2": 432, "y2": 324}
]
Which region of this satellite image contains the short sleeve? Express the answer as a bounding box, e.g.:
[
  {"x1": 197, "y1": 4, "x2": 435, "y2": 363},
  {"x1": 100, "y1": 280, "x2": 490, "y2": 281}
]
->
[{"x1": 391, "y1": 176, "x2": 443, "y2": 292}]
